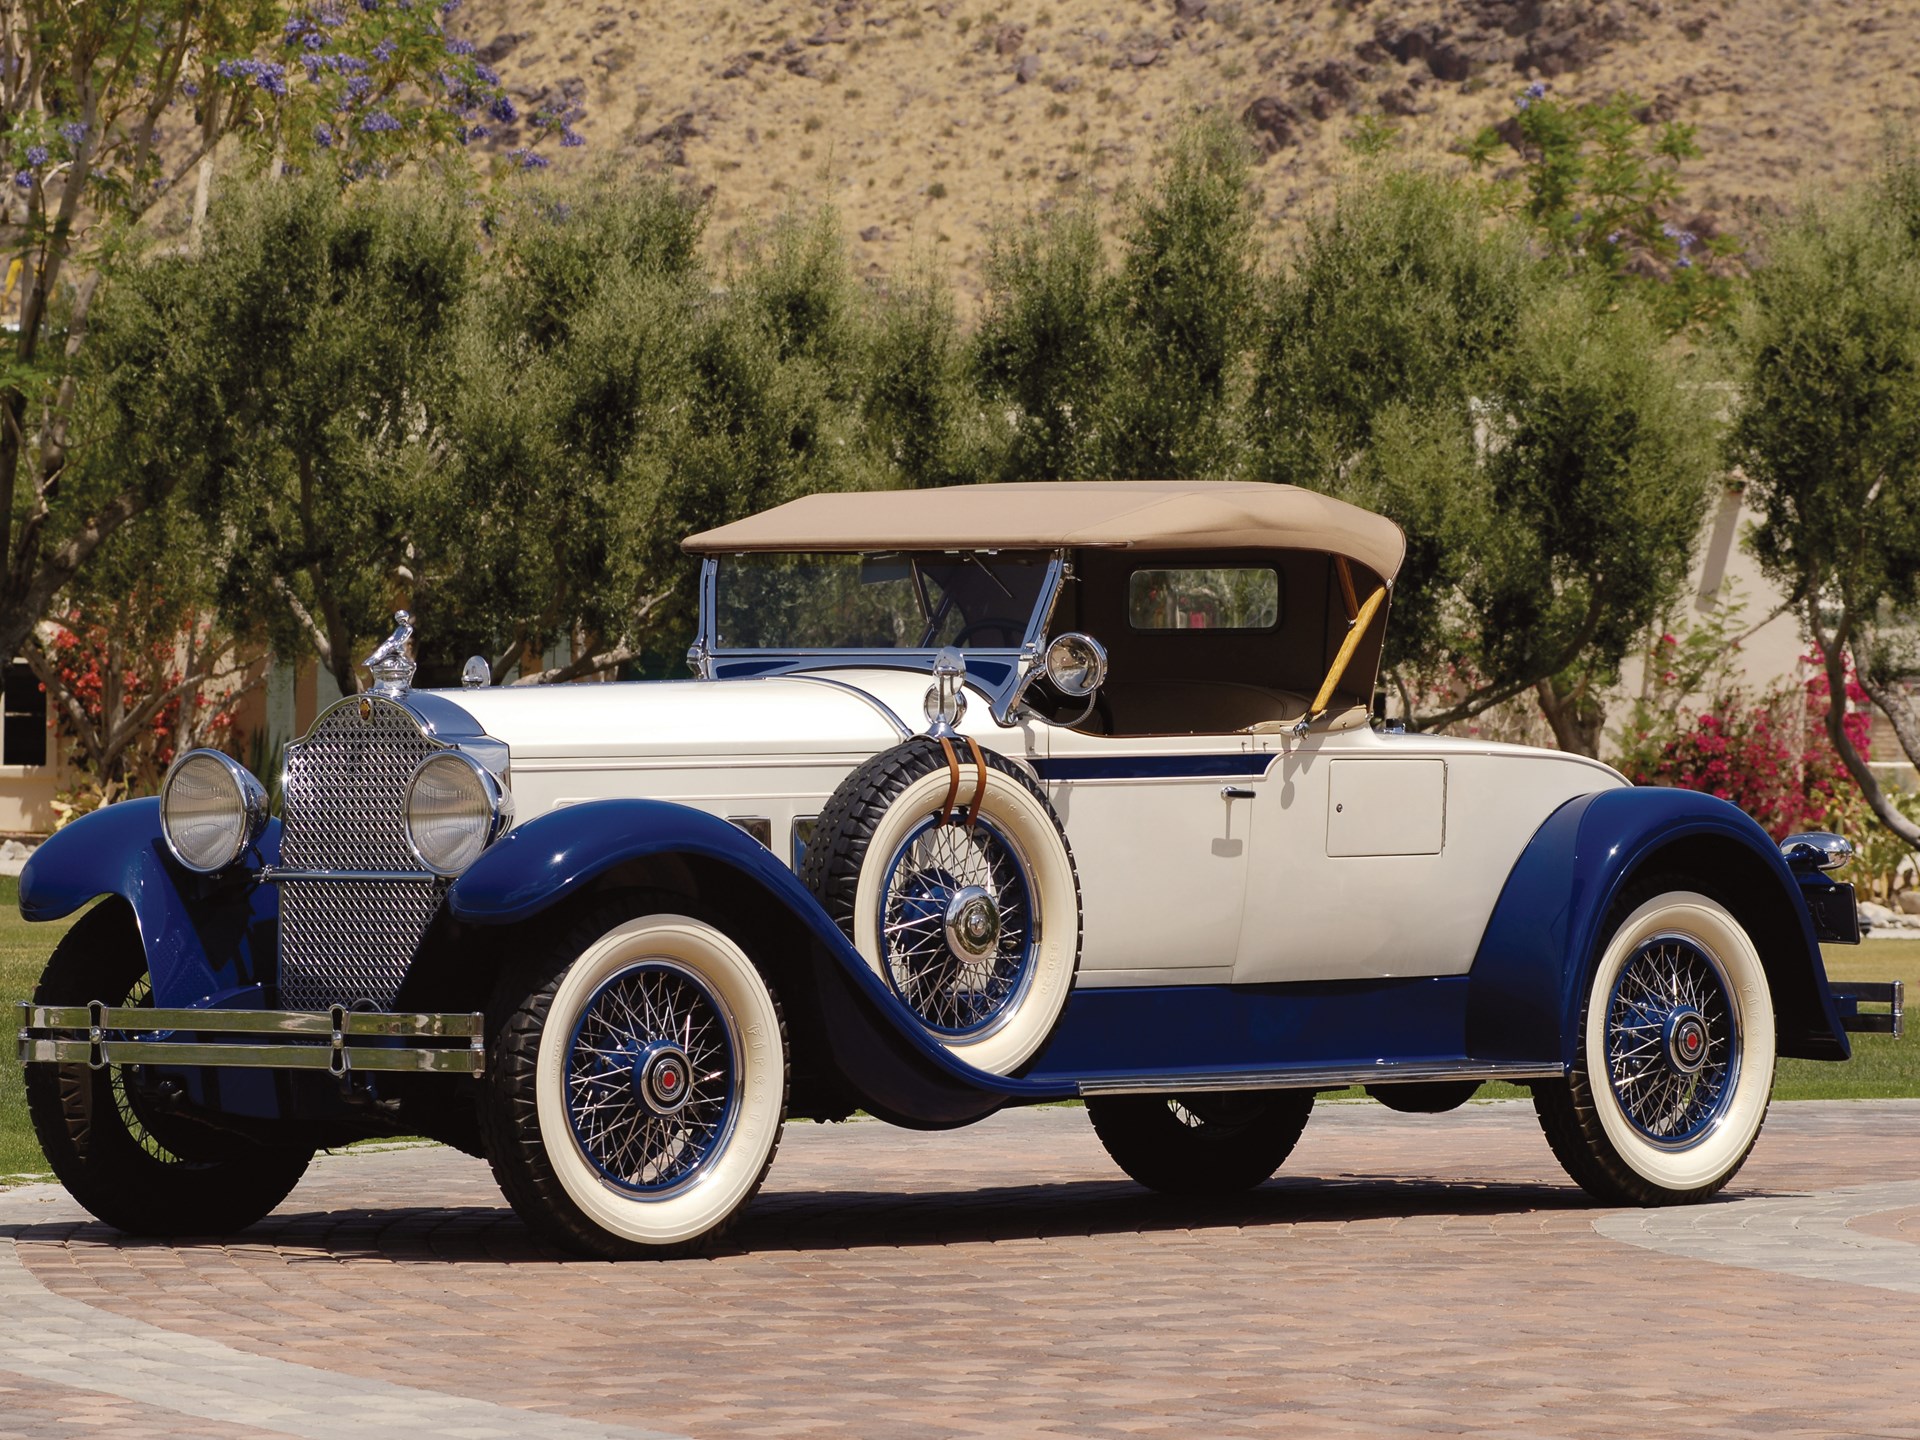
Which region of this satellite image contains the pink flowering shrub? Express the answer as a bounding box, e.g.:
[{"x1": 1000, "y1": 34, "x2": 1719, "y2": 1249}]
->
[{"x1": 1623, "y1": 645, "x2": 1869, "y2": 841}]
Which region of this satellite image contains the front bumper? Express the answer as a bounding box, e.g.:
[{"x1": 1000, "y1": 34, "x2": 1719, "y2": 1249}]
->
[{"x1": 17, "y1": 1003, "x2": 485, "y2": 1076}]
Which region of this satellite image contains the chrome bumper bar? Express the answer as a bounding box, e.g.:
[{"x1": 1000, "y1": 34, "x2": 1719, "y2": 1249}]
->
[{"x1": 16, "y1": 1002, "x2": 486, "y2": 1076}]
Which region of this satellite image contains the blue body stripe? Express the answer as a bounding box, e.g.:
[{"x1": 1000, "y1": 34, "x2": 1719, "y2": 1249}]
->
[{"x1": 1030, "y1": 752, "x2": 1276, "y2": 782}]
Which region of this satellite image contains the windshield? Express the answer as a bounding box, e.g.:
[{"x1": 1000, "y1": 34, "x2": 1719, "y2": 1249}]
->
[{"x1": 713, "y1": 551, "x2": 1053, "y2": 651}]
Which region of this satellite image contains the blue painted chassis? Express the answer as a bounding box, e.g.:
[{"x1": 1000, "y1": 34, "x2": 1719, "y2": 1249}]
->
[{"x1": 19, "y1": 781, "x2": 1851, "y2": 1131}]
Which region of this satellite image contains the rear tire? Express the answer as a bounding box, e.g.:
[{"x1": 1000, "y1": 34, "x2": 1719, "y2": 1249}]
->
[
  {"x1": 478, "y1": 896, "x2": 788, "y2": 1259},
  {"x1": 25, "y1": 900, "x2": 314, "y2": 1237},
  {"x1": 1534, "y1": 881, "x2": 1774, "y2": 1206},
  {"x1": 1087, "y1": 1090, "x2": 1315, "y2": 1195}
]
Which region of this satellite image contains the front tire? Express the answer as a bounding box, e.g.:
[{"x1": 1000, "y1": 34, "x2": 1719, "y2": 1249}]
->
[
  {"x1": 479, "y1": 898, "x2": 788, "y2": 1259},
  {"x1": 25, "y1": 900, "x2": 314, "y2": 1237},
  {"x1": 1534, "y1": 883, "x2": 1775, "y2": 1206},
  {"x1": 1087, "y1": 1090, "x2": 1315, "y2": 1195}
]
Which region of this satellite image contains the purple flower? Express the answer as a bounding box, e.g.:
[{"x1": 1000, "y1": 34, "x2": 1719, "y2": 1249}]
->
[
  {"x1": 302, "y1": 54, "x2": 323, "y2": 80},
  {"x1": 488, "y1": 95, "x2": 517, "y2": 124},
  {"x1": 456, "y1": 123, "x2": 488, "y2": 144},
  {"x1": 508, "y1": 148, "x2": 548, "y2": 169},
  {"x1": 24, "y1": 144, "x2": 47, "y2": 168},
  {"x1": 182, "y1": 79, "x2": 199, "y2": 97},
  {"x1": 1675, "y1": 255, "x2": 1693, "y2": 269},
  {"x1": 474, "y1": 61, "x2": 500, "y2": 84},
  {"x1": 283, "y1": 15, "x2": 309, "y2": 41},
  {"x1": 304, "y1": 31, "x2": 326, "y2": 50},
  {"x1": 317, "y1": 5, "x2": 347, "y2": 24},
  {"x1": 372, "y1": 38, "x2": 396, "y2": 62},
  {"x1": 346, "y1": 74, "x2": 374, "y2": 100},
  {"x1": 361, "y1": 109, "x2": 401, "y2": 132},
  {"x1": 1607, "y1": 230, "x2": 1624, "y2": 245},
  {"x1": 440, "y1": 0, "x2": 461, "y2": 12},
  {"x1": 13, "y1": 170, "x2": 31, "y2": 191},
  {"x1": 1526, "y1": 81, "x2": 1546, "y2": 99},
  {"x1": 314, "y1": 122, "x2": 335, "y2": 148},
  {"x1": 359, "y1": 0, "x2": 379, "y2": 10},
  {"x1": 445, "y1": 37, "x2": 475, "y2": 55},
  {"x1": 559, "y1": 126, "x2": 584, "y2": 147}
]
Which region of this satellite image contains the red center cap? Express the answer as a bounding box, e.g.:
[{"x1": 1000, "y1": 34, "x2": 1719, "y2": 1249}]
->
[
  {"x1": 660, "y1": 1067, "x2": 678, "y2": 1090},
  {"x1": 1685, "y1": 1032, "x2": 1699, "y2": 1052}
]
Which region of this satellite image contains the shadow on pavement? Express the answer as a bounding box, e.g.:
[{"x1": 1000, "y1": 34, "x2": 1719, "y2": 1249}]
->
[{"x1": 2, "y1": 1172, "x2": 1617, "y2": 1263}]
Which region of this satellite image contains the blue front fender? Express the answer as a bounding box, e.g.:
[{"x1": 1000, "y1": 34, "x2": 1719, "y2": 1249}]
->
[
  {"x1": 17, "y1": 798, "x2": 281, "y2": 1010},
  {"x1": 1467, "y1": 786, "x2": 1849, "y2": 1068},
  {"x1": 448, "y1": 799, "x2": 1068, "y2": 1122}
]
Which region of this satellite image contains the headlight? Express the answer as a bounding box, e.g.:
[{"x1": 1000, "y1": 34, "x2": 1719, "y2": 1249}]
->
[
  {"x1": 404, "y1": 750, "x2": 512, "y2": 877},
  {"x1": 160, "y1": 750, "x2": 268, "y2": 873}
]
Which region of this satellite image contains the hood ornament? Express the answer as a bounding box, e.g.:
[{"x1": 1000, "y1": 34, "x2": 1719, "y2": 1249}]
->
[{"x1": 363, "y1": 610, "x2": 417, "y2": 698}]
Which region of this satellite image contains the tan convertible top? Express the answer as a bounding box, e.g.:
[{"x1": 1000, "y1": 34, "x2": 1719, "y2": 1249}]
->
[{"x1": 683, "y1": 481, "x2": 1406, "y2": 582}]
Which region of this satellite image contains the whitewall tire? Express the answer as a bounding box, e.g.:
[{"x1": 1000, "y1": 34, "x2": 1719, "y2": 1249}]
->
[
  {"x1": 481, "y1": 901, "x2": 788, "y2": 1258},
  {"x1": 802, "y1": 738, "x2": 1081, "y2": 1076},
  {"x1": 1535, "y1": 884, "x2": 1775, "y2": 1205}
]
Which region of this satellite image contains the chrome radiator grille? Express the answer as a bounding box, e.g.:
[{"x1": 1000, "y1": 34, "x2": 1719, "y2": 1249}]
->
[{"x1": 277, "y1": 700, "x2": 443, "y2": 1010}]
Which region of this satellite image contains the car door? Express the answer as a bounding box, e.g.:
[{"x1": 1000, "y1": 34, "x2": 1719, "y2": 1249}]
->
[{"x1": 1036, "y1": 726, "x2": 1260, "y2": 987}]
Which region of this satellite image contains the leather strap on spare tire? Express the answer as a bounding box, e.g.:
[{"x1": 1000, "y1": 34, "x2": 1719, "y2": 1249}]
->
[{"x1": 800, "y1": 737, "x2": 1082, "y2": 1077}]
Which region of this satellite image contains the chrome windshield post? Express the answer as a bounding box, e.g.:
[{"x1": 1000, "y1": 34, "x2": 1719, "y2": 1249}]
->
[
  {"x1": 687, "y1": 557, "x2": 719, "y2": 678},
  {"x1": 991, "y1": 553, "x2": 1067, "y2": 726}
]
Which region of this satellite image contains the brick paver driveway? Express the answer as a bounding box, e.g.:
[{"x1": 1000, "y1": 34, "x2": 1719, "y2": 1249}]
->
[{"x1": 3, "y1": 1099, "x2": 1917, "y2": 1439}]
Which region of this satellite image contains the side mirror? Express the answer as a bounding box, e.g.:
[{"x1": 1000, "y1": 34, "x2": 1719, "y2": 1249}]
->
[{"x1": 1044, "y1": 632, "x2": 1108, "y2": 697}]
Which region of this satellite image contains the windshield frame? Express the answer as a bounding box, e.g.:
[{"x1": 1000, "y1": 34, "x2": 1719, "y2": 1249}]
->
[{"x1": 690, "y1": 549, "x2": 1068, "y2": 717}]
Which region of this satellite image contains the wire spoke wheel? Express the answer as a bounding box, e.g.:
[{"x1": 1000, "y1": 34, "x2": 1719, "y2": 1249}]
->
[
  {"x1": 1533, "y1": 883, "x2": 1775, "y2": 1206},
  {"x1": 564, "y1": 961, "x2": 739, "y2": 1196},
  {"x1": 1604, "y1": 936, "x2": 1738, "y2": 1148},
  {"x1": 110, "y1": 973, "x2": 194, "y2": 1166},
  {"x1": 879, "y1": 816, "x2": 1036, "y2": 1037}
]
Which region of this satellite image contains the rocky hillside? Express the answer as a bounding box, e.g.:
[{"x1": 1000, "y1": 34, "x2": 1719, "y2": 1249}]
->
[{"x1": 449, "y1": 0, "x2": 1920, "y2": 299}]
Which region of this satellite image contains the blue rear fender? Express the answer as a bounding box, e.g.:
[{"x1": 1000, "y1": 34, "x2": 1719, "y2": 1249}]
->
[
  {"x1": 447, "y1": 799, "x2": 1065, "y2": 1124},
  {"x1": 1467, "y1": 786, "x2": 1850, "y2": 1068},
  {"x1": 17, "y1": 798, "x2": 281, "y2": 1010}
]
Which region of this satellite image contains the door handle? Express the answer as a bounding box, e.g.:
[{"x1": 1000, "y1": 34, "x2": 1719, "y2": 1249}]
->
[{"x1": 1221, "y1": 786, "x2": 1256, "y2": 800}]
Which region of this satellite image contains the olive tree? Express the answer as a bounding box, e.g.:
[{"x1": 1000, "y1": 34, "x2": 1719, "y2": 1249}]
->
[
  {"x1": 1731, "y1": 146, "x2": 1920, "y2": 846},
  {"x1": 0, "y1": 0, "x2": 530, "y2": 676},
  {"x1": 1248, "y1": 171, "x2": 1719, "y2": 752}
]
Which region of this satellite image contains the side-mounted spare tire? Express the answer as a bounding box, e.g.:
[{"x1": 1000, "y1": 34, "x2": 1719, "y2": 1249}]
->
[{"x1": 801, "y1": 736, "x2": 1081, "y2": 1075}]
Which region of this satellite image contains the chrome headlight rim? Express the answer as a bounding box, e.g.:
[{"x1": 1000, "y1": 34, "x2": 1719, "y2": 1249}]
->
[
  {"x1": 160, "y1": 749, "x2": 269, "y2": 875},
  {"x1": 402, "y1": 749, "x2": 513, "y2": 878},
  {"x1": 1043, "y1": 631, "x2": 1109, "y2": 698}
]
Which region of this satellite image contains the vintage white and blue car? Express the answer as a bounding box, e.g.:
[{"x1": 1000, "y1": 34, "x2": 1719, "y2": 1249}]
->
[{"x1": 16, "y1": 482, "x2": 1901, "y2": 1257}]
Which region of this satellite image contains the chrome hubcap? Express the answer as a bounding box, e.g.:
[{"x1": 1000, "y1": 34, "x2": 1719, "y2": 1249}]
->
[
  {"x1": 632, "y1": 1039, "x2": 695, "y2": 1115},
  {"x1": 944, "y1": 885, "x2": 1002, "y2": 960}
]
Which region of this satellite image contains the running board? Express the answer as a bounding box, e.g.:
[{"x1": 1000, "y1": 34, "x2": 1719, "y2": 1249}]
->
[
  {"x1": 17, "y1": 1002, "x2": 486, "y2": 1077},
  {"x1": 1074, "y1": 1059, "x2": 1565, "y2": 1097}
]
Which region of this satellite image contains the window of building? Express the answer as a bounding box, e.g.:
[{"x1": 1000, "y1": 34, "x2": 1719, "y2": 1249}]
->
[{"x1": 3, "y1": 660, "x2": 46, "y2": 767}]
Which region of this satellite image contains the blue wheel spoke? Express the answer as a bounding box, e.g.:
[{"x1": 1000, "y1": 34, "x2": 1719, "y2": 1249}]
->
[
  {"x1": 1604, "y1": 934, "x2": 1739, "y2": 1148},
  {"x1": 563, "y1": 959, "x2": 739, "y2": 1196}
]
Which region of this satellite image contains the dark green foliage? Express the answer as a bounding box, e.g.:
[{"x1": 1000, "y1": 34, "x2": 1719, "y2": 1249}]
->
[
  {"x1": 1732, "y1": 140, "x2": 1920, "y2": 843},
  {"x1": 974, "y1": 117, "x2": 1261, "y2": 481},
  {"x1": 1250, "y1": 170, "x2": 1718, "y2": 740}
]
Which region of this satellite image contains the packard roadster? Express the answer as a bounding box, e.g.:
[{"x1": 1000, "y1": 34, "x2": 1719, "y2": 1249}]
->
[{"x1": 16, "y1": 481, "x2": 1901, "y2": 1257}]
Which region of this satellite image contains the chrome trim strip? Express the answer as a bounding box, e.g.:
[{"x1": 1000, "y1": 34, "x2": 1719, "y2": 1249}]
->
[
  {"x1": 17, "y1": 1002, "x2": 485, "y2": 1077},
  {"x1": 788, "y1": 675, "x2": 913, "y2": 738},
  {"x1": 18, "y1": 1037, "x2": 482, "y2": 1075},
  {"x1": 1073, "y1": 1058, "x2": 1565, "y2": 1096},
  {"x1": 259, "y1": 869, "x2": 441, "y2": 884}
]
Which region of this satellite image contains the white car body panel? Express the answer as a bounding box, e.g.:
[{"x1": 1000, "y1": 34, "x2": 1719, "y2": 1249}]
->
[{"x1": 436, "y1": 667, "x2": 1622, "y2": 989}]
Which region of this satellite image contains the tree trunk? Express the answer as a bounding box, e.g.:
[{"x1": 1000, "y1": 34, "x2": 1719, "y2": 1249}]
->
[
  {"x1": 1534, "y1": 674, "x2": 1606, "y2": 758},
  {"x1": 1811, "y1": 603, "x2": 1920, "y2": 847}
]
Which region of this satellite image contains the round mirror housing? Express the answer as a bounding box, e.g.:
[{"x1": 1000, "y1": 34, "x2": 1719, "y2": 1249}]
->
[{"x1": 1044, "y1": 632, "x2": 1108, "y2": 698}]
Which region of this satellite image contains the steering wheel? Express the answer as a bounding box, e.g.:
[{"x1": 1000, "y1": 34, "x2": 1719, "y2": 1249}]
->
[{"x1": 952, "y1": 616, "x2": 1025, "y2": 647}]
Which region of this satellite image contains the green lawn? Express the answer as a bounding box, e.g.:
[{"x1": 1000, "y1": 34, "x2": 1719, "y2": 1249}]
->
[{"x1": 0, "y1": 878, "x2": 1914, "y2": 1181}]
